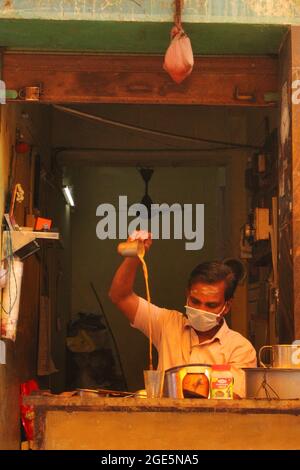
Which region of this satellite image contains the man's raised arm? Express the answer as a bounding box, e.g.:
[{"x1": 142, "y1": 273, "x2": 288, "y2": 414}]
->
[
  {"x1": 108, "y1": 231, "x2": 152, "y2": 323},
  {"x1": 109, "y1": 257, "x2": 140, "y2": 323}
]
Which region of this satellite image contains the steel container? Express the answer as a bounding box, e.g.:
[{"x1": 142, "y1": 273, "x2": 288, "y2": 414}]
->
[
  {"x1": 244, "y1": 367, "x2": 300, "y2": 399},
  {"x1": 164, "y1": 364, "x2": 212, "y2": 398},
  {"x1": 259, "y1": 344, "x2": 300, "y2": 368}
]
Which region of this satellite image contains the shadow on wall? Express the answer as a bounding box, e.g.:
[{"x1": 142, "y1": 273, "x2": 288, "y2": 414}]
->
[{"x1": 66, "y1": 311, "x2": 127, "y2": 390}]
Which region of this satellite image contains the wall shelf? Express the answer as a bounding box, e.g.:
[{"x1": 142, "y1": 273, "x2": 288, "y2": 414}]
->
[{"x1": 2, "y1": 229, "x2": 59, "y2": 260}]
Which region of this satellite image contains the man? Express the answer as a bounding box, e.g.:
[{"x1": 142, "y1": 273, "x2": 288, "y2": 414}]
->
[{"x1": 109, "y1": 231, "x2": 257, "y2": 398}]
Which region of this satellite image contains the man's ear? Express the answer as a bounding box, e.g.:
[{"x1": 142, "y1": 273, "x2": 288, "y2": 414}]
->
[
  {"x1": 185, "y1": 288, "x2": 190, "y2": 305},
  {"x1": 223, "y1": 298, "x2": 233, "y2": 315}
]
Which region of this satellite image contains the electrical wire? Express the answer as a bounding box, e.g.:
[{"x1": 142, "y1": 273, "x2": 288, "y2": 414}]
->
[
  {"x1": 0, "y1": 230, "x2": 18, "y2": 317},
  {"x1": 53, "y1": 105, "x2": 261, "y2": 151},
  {"x1": 6, "y1": 231, "x2": 18, "y2": 316},
  {"x1": 55, "y1": 146, "x2": 246, "y2": 153}
]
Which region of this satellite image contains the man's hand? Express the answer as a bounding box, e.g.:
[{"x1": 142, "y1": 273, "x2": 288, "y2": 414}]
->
[
  {"x1": 109, "y1": 231, "x2": 152, "y2": 323},
  {"x1": 128, "y1": 230, "x2": 153, "y2": 253}
]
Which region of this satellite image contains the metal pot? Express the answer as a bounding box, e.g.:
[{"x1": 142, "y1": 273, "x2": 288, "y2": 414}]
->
[
  {"x1": 259, "y1": 344, "x2": 300, "y2": 368},
  {"x1": 244, "y1": 367, "x2": 300, "y2": 399},
  {"x1": 164, "y1": 364, "x2": 212, "y2": 398}
]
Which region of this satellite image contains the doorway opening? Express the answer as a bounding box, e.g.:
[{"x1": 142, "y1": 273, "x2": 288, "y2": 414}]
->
[{"x1": 2, "y1": 100, "x2": 279, "y2": 392}]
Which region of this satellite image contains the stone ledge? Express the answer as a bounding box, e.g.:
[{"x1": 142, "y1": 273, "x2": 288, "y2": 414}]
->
[{"x1": 23, "y1": 395, "x2": 300, "y2": 415}]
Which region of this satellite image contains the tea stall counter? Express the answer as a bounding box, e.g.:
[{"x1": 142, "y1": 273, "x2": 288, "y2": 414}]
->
[{"x1": 24, "y1": 395, "x2": 300, "y2": 450}]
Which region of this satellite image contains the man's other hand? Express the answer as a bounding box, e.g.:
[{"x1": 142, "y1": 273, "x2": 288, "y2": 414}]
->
[{"x1": 128, "y1": 230, "x2": 152, "y2": 252}]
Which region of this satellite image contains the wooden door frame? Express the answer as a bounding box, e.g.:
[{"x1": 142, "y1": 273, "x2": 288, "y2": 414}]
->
[
  {"x1": 9, "y1": 49, "x2": 300, "y2": 339},
  {"x1": 277, "y1": 26, "x2": 300, "y2": 341},
  {"x1": 2, "y1": 53, "x2": 278, "y2": 107}
]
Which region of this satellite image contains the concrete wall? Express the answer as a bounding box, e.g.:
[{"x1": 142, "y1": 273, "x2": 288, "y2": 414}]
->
[
  {"x1": 0, "y1": 103, "x2": 46, "y2": 449},
  {"x1": 28, "y1": 396, "x2": 300, "y2": 450},
  {"x1": 43, "y1": 407, "x2": 300, "y2": 450},
  {"x1": 0, "y1": 102, "x2": 71, "y2": 448},
  {"x1": 0, "y1": 104, "x2": 20, "y2": 450},
  {"x1": 1, "y1": 0, "x2": 300, "y2": 24}
]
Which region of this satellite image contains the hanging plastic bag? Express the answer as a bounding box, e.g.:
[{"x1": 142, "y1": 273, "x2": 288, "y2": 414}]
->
[
  {"x1": 163, "y1": 26, "x2": 194, "y2": 84},
  {"x1": 163, "y1": 0, "x2": 194, "y2": 84}
]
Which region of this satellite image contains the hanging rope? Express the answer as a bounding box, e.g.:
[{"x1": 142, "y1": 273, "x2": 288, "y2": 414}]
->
[
  {"x1": 171, "y1": 0, "x2": 184, "y2": 38},
  {"x1": 174, "y1": 0, "x2": 183, "y2": 30}
]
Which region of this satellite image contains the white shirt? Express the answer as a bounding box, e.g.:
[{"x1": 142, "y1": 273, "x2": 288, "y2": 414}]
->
[{"x1": 132, "y1": 296, "x2": 257, "y2": 397}]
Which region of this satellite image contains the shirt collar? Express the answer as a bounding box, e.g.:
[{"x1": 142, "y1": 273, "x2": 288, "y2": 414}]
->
[{"x1": 184, "y1": 316, "x2": 230, "y2": 346}]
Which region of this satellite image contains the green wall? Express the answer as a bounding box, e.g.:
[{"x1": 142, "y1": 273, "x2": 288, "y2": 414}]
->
[{"x1": 0, "y1": 20, "x2": 287, "y2": 54}]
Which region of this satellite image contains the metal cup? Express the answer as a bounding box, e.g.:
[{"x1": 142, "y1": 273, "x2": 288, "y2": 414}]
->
[
  {"x1": 117, "y1": 240, "x2": 145, "y2": 257},
  {"x1": 259, "y1": 344, "x2": 300, "y2": 368},
  {"x1": 18, "y1": 86, "x2": 41, "y2": 101}
]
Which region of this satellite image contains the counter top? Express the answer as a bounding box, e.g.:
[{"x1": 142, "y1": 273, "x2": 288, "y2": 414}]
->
[
  {"x1": 24, "y1": 394, "x2": 300, "y2": 415},
  {"x1": 24, "y1": 394, "x2": 300, "y2": 449}
]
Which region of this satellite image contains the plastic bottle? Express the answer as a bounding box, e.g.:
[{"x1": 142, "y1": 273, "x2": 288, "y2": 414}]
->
[{"x1": 210, "y1": 364, "x2": 234, "y2": 399}]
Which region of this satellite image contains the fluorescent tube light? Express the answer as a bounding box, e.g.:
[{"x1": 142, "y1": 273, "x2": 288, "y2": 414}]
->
[{"x1": 62, "y1": 186, "x2": 75, "y2": 207}]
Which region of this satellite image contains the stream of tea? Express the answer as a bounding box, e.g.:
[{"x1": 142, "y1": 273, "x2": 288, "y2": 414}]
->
[{"x1": 138, "y1": 248, "x2": 153, "y2": 370}]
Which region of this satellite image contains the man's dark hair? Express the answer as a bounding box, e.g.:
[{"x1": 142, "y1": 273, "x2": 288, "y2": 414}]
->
[{"x1": 188, "y1": 261, "x2": 238, "y2": 300}]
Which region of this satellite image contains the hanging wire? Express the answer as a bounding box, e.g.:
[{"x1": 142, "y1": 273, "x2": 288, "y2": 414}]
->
[
  {"x1": 53, "y1": 105, "x2": 261, "y2": 151},
  {"x1": 0, "y1": 231, "x2": 18, "y2": 317},
  {"x1": 254, "y1": 370, "x2": 280, "y2": 400}
]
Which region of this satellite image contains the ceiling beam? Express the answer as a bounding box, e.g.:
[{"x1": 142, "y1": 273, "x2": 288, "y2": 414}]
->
[{"x1": 3, "y1": 53, "x2": 278, "y2": 106}]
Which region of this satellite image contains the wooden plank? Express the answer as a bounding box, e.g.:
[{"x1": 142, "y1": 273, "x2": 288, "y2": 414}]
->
[
  {"x1": 16, "y1": 254, "x2": 40, "y2": 381},
  {"x1": 277, "y1": 26, "x2": 300, "y2": 341},
  {"x1": 2, "y1": 53, "x2": 278, "y2": 106},
  {"x1": 10, "y1": 138, "x2": 41, "y2": 380},
  {"x1": 291, "y1": 26, "x2": 300, "y2": 339},
  {"x1": 278, "y1": 30, "x2": 294, "y2": 343}
]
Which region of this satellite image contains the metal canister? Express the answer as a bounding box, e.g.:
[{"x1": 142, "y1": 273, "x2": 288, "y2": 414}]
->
[
  {"x1": 164, "y1": 364, "x2": 212, "y2": 398},
  {"x1": 244, "y1": 367, "x2": 300, "y2": 399},
  {"x1": 117, "y1": 240, "x2": 145, "y2": 257}
]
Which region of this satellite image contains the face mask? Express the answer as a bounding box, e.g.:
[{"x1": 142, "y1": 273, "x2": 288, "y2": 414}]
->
[{"x1": 185, "y1": 304, "x2": 225, "y2": 332}]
